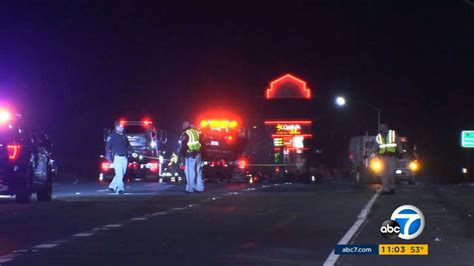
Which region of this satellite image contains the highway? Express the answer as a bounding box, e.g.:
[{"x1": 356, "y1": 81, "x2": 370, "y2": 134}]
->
[{"x1": 0, "y1": 180, "x2": 472, "y2": 265}]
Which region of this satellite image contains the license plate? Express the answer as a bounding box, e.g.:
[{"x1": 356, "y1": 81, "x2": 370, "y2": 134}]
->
[{"x1": 211, "y1": 141, "x2": 219, "y2": 146}]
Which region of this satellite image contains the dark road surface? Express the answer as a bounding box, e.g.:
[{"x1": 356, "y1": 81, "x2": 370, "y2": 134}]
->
[{"x1": 0, "y1": 180, "x2": 472, "y2": 265}]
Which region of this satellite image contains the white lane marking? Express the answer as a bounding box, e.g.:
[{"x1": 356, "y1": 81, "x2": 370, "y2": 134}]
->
[
  {"x1": 171, "y1": 207, "x2": 187, "y2": 211},
  {"x1": 104, "y1": 224, "x2": 123, "y2": 228},
  {"x1": 52, "y1": 239, "x2": 69, "y2": 244},
  {"x1": 0, "y1": 184, "x2": 260, "y2": 264},
  {"x1": 0, "y1": 254, "x2": 18, "y2": 263},
  {"x1": 151, "y1": 211, "x2": 167, "y2": 216},
  {"x1": 323, "y1": 188, "x2": 382, "y2": 266},
  {"x1": 73, "y1": 232, "x2": 95, "y2": 237},
  {"x1": 130, "y1": 217, "x2": 148, "y2": 221},
  {"x1": 13, "y1": 249, "x2": 29, "y2": 253},
  {"x1": 34, "y1": 243, "x2": 58, "y2": 248}
]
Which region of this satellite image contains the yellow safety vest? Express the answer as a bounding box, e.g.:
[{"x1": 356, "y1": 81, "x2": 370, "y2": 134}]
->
[
  {"x1": 185, "y1": 129, "x2": 201, "y2": 152},
  {"x1": 376, "y1": 130, "x2": 397, "y2": 155}
]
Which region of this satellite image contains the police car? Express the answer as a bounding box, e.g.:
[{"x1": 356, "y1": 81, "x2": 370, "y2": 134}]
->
[{"x1": 0, "y1": 109, "x2": 57, "y2": 203}]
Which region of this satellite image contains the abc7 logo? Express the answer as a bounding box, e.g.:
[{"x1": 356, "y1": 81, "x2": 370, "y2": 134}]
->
[
  {"x1": 380, "y1": 205, "x2": 425, "y2": 240},
  {"x1": 380, "y1": 220, "x2": 401, "y2": 239}
]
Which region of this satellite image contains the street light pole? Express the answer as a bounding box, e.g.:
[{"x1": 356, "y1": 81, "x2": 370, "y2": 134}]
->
[{"x1": 335, "y1": 96, "x2": 381, "y2": 132}]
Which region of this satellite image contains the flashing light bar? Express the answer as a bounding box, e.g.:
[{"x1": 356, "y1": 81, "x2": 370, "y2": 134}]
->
[
  {"x1": 118, "y1": 119, "x2": 154, "y2": 126},
  {"x1": 200, "y1": 120, "x2": 238, "y2": 129}
]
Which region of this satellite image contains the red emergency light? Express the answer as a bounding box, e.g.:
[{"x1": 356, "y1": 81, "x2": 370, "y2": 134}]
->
[
  {"x1": 117, "y1": 119, "x2": 154, "y2": 128},
  {"x1": 200, "y1": 119, "x2": 238, "y2": 129},
  {"x1": 238, "y1": 157, "x2": 248, "y2": 170},
  {"x1": 265, "y1": 73, "x2": 312, "y2": 99},
  {"x1": 142, "y1": 118, "x2": 153, "y2": 126}
]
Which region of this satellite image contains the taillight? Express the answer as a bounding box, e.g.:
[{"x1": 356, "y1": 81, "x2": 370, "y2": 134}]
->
[
  {"x1": 149, "y1": 162, "x2": 159, "y2": 172},
  {"x1": 238, "y1": 157, "x2": 248, "y2": 170},
  {"x1": 101, "y1": 162, "x2": 111, "y2": 171},
  {"x1": 7, "y1": 144, "x2": 21, "y2": 161},
  {"x1": 225, "y1": 135, "x2": 234, "y2": 143}
]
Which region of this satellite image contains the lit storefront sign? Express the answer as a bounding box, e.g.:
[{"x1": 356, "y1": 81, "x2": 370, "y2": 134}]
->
[{"x1": 265, "y1": 120, "x2": 312, "y2": 149}]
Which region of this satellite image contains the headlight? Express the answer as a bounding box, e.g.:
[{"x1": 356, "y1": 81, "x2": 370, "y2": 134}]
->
[
  {"x1": 370, "y1": 158, "x2": 384, "y2": 173},
  {"x1": 150, "y1": 141, "x2": 157, "y2": 148},
  {"x1": 409, "y1": 161, "x2": 419, "y2": 172},
  {"x1": 396, "y1": 170, "x2": 402, "y2": 175}
]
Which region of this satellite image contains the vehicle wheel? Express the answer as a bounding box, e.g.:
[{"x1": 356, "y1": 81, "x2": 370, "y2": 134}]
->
[
  {"x1": 37, "y1": 180, "x2": 52, "y2": 202},
  {"x1": 16, "y1": 189, "x2": 31, "y2": 203}
]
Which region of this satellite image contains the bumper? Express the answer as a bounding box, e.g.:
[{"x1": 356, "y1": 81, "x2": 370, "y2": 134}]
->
[
  {"x1": 0, "y1": 163, "x2": 28, "y2": 195},
  {"x1": 99, "y1": 167, "x2": 161, "y2": 182},
  {"x1": 395, "y1": 168, "x2": 415, "y2": 180}
]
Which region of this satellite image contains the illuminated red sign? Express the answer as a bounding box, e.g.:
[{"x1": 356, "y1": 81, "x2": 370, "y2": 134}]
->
[{"x1": 265, "y1": 74, "x2": 312, "y2": 99}]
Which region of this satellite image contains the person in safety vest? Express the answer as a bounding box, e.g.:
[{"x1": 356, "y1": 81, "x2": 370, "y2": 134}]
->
[
  {"x1": 376, "y1": 124, "x2": 402, "y2": 194},
  {"x1": 179, "y1": 121, "x2": 203, "y2": 193}
]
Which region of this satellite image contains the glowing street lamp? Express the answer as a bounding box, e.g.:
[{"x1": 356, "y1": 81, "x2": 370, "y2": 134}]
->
[{"x1": 335, "y1": 96, "x2": 346, "y2": 107}]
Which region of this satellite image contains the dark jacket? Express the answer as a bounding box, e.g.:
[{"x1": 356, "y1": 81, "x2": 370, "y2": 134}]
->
[{"x1": 105, "y1": 131, "x2": 133, "y2": 159}]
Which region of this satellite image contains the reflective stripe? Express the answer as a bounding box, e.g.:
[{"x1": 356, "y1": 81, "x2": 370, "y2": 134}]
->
[
  {"x1": 185, "y1": 129, "x2": 201, "y2": 152},
  {"x1": 389, "y1": 130, "x2": 396, "y2": 143},
  {"x1": 379, "y1": 144, "x2": 397, "y2": 148},
  {"x1": 376, "y1": 134, "x2": 383, "y2": 144},
  {"x1": 378, "y1": 130, "x2": 397, "y2": 155}
]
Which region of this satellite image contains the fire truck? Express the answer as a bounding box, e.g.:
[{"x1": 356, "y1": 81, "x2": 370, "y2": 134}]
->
[
  {"x1": 198, "y1": 117, "x2": 249, "y2": 182},
  {"x1": 99, "y1": 119, "x2": 167, "y2": 182},
  {"x1": 348, "y1": 135, "x2": 420, "y2": 184}
]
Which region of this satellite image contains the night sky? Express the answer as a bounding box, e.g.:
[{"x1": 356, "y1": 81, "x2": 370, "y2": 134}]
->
[{"x1": 1, "y1": 1, "x2": 473, "y2": 181}]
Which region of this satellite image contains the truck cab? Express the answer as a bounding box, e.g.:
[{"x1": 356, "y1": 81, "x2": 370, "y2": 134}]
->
[
  {"x1": 99, "y1": 119, "x2": 167, "y2": 182},
  {"x1": 198, "y1": 119, "x2": 248, "y2": 182},
  {"x1": 348, "y1": 135, "x2": 419, "y2": 184}
]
